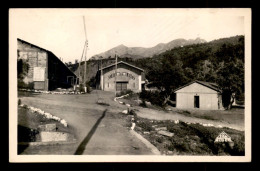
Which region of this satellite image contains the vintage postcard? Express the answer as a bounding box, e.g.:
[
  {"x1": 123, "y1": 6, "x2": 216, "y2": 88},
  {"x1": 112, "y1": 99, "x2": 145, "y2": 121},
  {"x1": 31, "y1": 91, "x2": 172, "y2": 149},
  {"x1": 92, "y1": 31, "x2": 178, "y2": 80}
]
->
[{"x1": 9, "y1": 8, "x2": 251, "y2": 162}]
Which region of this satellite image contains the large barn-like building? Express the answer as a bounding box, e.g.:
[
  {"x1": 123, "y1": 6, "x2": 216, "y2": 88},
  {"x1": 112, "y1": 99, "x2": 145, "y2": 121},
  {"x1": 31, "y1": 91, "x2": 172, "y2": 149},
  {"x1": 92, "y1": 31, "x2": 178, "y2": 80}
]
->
[
  {"x1": 96, "y1": 61, "x2": 145, "y2": 92},
  {"x1": 17, "y1": 39, "x2": 77, "y2": 91},
  {"x1": 174, "y1": 80, "x2": 224, "y2": 110}
]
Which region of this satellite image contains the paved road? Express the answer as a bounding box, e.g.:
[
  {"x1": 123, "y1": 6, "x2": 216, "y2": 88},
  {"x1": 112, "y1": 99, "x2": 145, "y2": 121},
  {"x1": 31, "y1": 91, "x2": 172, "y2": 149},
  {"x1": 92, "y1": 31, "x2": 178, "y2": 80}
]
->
[{"x1": 19, "y1": 90, "x2": 154, "y2": 155}]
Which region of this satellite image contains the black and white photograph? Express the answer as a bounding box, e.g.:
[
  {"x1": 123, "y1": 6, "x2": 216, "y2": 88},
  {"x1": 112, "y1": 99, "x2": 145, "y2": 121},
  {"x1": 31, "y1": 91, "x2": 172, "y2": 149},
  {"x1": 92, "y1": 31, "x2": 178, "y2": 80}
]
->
[{"x1": 9, "y1": 8, "x2": 251, "y2": 162}]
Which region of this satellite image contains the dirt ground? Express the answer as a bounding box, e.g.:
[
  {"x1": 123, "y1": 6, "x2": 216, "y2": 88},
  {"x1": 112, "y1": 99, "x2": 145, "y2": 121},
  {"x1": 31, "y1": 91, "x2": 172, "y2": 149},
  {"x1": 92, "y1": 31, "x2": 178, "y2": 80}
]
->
[
  {"x1": 133, "y1": 107, "x2": 244, "y2": 131},
  {"x1": 18, "y1": 90, "x2": 154, "y2": 155},
  {"x1": 117, "y1": 95, "x2": 244, "y2": 131},
  {"x1": 17, "y1": 90, "x2": 245, "y2": 155}
]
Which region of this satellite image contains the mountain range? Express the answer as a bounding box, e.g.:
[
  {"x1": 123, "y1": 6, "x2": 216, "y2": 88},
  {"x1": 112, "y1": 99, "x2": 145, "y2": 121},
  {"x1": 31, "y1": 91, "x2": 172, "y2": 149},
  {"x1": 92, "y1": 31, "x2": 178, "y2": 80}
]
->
[{"x1": 90, "y1": 38, "x2": 207, "y2": 60}]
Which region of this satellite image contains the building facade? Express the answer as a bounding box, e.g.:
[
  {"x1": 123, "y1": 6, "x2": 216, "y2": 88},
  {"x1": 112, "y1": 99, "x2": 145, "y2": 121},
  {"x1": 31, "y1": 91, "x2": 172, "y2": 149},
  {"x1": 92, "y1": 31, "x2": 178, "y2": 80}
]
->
[
  {"x1": 174, "y1": 80, "x2": 224, "y2": 110},
  {"x1": 97, "y1": 61, "x2": 145, "y2": 92},
  {"x1": 17, "y1": 39, "x2": 77, "y2": 91}
]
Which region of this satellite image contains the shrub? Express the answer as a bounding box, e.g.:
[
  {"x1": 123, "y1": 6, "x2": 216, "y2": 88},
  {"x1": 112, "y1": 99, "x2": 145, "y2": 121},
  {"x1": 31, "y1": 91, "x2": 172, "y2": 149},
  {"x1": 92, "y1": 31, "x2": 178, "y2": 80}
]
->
[
  {"x1": 139, "y1": 90, "x2": 165, "y2": 107},
  {"x1": 156, "y1": 137, "x2": 163, "y2": 143},
  {"x1": 79, "y1": 84, "x2": 85, "y2": 92},
  {"x1": 18, "y1": 99, "x2": 21, "y2": 105},
  {"x1": 116, "y1": 89, "x2": 133, "y2": 97},
  {"x1": 136, "y1": 121, "x2": 154, "y2": 132},
  {"x1": 18, "y1": 81, "x2": 34, "y2": 89},
  {"x1": 129, "y1": 109, "x2": 136, "y2": 115},
  {"x1": 86, "y1": 84, "x2": 91, "y2": 93},
  {"x1": 139, "y1": 100, "x2": 147, "y2": 107},
  {"x1": 182, "y1": 110, "x2": 191, "y2": 115}
]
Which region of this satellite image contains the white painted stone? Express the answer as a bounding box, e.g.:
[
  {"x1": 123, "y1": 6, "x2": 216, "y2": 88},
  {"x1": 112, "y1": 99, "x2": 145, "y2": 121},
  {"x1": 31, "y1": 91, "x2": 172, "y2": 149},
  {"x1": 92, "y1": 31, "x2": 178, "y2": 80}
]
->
[
  {"x1": 40, "y1": 131, "x2": 69, "y2": 142},
  {"x1": 155, "y1": 127, "x2": 167, "y2": 131},
  {"x1": 122, "y1": 110, "x2": 128, "y2": 114},
  {"x1": 158, "y1": 130, "x2": 174, "y2": 137},
  {"x1": 131, "y1": 123, "x2": 136, "y2": 130}
]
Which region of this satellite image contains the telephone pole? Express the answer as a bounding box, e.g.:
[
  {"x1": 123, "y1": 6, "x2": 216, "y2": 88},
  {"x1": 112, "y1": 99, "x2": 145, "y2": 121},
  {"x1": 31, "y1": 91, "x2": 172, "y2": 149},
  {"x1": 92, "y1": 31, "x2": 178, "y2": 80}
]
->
[
  {"x1": 115, "y1": 52, "x2": 118, "y2": 97},
  {"x1": 83, "y1": 16, "x2": 88, "y2": 92}
]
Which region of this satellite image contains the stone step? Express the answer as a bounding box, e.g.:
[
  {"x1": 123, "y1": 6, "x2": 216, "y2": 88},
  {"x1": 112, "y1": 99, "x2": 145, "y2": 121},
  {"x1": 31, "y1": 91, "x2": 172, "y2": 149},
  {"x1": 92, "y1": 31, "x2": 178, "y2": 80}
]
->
[
  {"x1": 38, "y1": 124, "x2": 56, "y2": 132},
  {"x1": 155, "y1": 127, "x2": 167, "y2": 131},
  {"x1": 158, "y1": 130, "x2": 174, "y2": 137}
]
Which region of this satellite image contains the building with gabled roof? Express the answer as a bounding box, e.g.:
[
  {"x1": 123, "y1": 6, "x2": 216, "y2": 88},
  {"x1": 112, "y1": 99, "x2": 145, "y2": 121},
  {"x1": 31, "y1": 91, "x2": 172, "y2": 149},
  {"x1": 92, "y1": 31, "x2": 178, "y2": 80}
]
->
[
  {"x1": 174, "y1": 80, "x2": 224, "y2": 110},
  {"x1": 96, "y1": 61, "x2": 145, "y2": 92},
  {"x1": 17, "y1": 38, "x2": 77, "y2": 91}
]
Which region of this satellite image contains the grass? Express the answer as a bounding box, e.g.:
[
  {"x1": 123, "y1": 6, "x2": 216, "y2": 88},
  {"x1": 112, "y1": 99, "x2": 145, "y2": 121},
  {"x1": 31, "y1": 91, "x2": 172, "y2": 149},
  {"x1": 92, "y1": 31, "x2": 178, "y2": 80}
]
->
[
  {"x1": 172, "y1": 107, "x2": 244, "y2": 124},
  {"x1": 133, "y1": 116, "x2": 245, "y2": 156}
]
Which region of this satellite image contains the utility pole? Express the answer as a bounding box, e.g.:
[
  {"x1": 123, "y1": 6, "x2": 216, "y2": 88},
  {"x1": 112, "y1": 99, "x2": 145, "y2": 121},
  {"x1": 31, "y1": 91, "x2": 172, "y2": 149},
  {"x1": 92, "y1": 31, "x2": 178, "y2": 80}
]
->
[
  {"x1": 115, "y1": 52, "x2": 118, "y2": 97},
  {"x1": 99, "y1": 56, "x2": 103, "y2": 90},
  {"x1": 83, "y1": 16, "x2": 88, "y2": 92},
  {"x1": 78, "y1": 40, "x2": 86, "y2": 86}
]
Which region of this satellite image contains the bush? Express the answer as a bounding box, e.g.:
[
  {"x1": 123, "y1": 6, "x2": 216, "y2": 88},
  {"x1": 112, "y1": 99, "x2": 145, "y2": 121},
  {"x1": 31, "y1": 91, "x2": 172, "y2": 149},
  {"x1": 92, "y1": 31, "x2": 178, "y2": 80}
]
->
[
  {"x1": 79, "y1": 84, "x2": 85, "y2": 92},
  {"x1": 187, "y1": 124, "x2": 245, "y2": 155},
  {"x1": 156, "y1": 137, "x2": 163, "y2": 143},
  {"x1": 18, "y1": 81, "x2": 34, "y2": 89},
  {"x1": 86, "y1": 84, "x2": 91, "y2": 93},
  {"x1": 139, "y1": 90, "x2": 165, "y2": 107},
  {"x1": 136, "y1": 121, "x2": 154, "y2": 132},
  {"x1": 116, "y1": 89, "x2": 133, "y2": 97},
  {"x1": 178, "y1": 110, "x2": 191, "y2": 115},
  {"x1": 129, "y1": 109, "x2": 136, "y2": 115},
  {"x1": 18, "y1": 99, "x2": 21, "y2": 105},
  {"x1": 139, "y1": 100, "x2": 147, "y2": 107}
]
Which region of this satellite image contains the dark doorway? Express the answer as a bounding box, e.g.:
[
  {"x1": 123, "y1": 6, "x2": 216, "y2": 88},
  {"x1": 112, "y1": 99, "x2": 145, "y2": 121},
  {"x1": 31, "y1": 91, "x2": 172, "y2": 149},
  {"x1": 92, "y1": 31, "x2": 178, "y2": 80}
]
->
[{"x1": 194, "y1": 96, "x2": 200, "y2": 108}]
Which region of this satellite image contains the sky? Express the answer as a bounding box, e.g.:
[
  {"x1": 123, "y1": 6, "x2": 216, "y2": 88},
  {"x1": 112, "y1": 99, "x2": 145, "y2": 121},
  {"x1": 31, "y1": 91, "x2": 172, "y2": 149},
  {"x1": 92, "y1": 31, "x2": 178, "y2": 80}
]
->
[{"x1": 10, "y1": 8, "x2": 247, "y2": 63}]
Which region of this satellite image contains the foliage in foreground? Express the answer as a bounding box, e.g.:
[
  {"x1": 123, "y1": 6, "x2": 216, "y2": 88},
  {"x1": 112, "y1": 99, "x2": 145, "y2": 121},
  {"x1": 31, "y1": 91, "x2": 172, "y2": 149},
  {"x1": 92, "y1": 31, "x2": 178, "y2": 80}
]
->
[{"x1": 134, "y1": 117, "x2": 245, "y2": 156}]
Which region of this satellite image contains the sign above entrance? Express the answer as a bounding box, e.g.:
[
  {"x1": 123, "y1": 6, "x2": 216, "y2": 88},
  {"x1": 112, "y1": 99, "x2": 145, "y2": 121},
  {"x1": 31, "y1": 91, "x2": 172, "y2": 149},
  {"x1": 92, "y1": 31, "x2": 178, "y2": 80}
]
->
[{"x1": 108, "y1": 72, "x2": 135, "y2": 80}]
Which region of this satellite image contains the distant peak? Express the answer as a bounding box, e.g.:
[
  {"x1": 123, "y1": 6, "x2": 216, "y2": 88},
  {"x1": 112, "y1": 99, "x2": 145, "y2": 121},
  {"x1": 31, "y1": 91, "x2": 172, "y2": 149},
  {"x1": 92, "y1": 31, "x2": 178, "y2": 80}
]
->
[{"x1": 116, "y1": 44, "x2": 127, "y2": 47}]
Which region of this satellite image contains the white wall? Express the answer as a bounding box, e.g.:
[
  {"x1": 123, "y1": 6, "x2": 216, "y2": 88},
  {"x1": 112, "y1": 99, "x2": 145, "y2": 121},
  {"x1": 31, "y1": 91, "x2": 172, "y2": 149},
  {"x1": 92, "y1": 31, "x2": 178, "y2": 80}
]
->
[
  {"x1": 102, "y1": 67, "x2": 141, "y2": 92},
  {"x1": 176, "y1": 82, "x2": 220, "y2": 110}
]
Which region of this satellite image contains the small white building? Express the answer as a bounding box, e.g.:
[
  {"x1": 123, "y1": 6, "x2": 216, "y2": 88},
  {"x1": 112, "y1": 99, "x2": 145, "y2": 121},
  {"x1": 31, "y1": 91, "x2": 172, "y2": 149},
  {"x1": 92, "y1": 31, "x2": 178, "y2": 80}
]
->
[{"x1": 174, "y1": 80, "x2": 224, "y2": 110}]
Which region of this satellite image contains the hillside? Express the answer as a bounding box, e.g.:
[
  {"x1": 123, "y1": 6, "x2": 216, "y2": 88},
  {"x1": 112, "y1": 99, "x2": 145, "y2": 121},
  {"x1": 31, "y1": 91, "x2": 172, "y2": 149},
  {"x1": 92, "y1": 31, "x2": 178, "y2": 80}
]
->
[
  {"x1": 90, "y1": 38, "x2": 206, "y2": 60},
  {"x1": 67, "y1": 35, "x2": 244, "y2": 104}
]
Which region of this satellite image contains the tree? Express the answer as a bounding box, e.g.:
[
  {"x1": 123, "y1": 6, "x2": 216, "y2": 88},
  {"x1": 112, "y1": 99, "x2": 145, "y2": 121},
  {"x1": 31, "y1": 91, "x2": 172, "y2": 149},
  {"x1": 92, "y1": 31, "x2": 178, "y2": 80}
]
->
[
  {"x1": 196, "y1": 60, "x2": 217, "y2": 82},
  {"x1": 216, "y1": 59, "x2": 244, "y2": 109},
  {"x1": 17, "y1": 59, "x2": 29, "y2": 80},
  {"x1": 146, "y1": 58, "x2": 187, "y2": 106}
]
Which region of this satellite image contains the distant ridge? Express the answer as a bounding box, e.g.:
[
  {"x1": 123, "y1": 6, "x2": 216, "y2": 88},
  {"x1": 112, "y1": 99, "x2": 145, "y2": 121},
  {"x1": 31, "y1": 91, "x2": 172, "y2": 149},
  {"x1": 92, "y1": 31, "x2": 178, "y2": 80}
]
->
[{"x1": 90, "y1": 38, "x2": 206, "y2": 60}]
